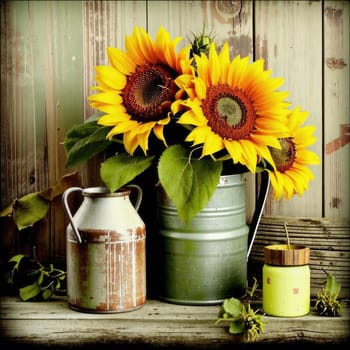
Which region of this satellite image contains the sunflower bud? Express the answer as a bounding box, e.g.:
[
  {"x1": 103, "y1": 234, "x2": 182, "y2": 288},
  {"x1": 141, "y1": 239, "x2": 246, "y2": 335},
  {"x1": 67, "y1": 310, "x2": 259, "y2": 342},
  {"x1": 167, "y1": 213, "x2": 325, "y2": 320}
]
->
[{"x1": 189, "y1": 25, "x2": 215, "y2": 57}]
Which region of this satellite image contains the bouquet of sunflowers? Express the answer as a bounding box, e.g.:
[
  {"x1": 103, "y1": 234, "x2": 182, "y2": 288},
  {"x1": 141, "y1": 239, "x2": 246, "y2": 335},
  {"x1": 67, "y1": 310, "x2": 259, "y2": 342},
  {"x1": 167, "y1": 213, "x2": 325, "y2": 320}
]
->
[{"x1": 64, "y1": 26, "x2": 320, "y2": 223}]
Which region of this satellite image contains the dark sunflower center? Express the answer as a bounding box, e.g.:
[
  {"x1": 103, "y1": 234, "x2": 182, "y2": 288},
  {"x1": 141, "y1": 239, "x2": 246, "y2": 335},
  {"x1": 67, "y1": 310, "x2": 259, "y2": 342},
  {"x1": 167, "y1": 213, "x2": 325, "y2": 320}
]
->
[
  {"x1": 269, "y1": 138, "x2": 296, "y2": 173},
  {"x1": 123, "y1": 64, "x2": 177, "y2": 122},
  {"x1": 202, "y1": 84, "x2": 256, "y2": 140}
]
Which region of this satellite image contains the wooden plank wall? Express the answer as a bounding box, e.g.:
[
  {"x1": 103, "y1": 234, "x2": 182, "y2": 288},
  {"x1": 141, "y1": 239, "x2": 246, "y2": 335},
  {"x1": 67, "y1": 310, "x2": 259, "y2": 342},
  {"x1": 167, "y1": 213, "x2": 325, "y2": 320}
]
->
[
  {"x1": 0, "y1": 0, "x2": 84, "y2": 263},
  {"x1": 1, "y1": 1, "x2": 349, "y2": 293}
]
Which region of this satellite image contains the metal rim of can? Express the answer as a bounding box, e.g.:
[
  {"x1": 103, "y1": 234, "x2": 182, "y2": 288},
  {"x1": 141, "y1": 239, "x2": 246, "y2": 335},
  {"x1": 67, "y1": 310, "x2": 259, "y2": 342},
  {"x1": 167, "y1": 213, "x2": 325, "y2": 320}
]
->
[{"x1": 82, "y1": 186, "x2": 131, "y2": 198}]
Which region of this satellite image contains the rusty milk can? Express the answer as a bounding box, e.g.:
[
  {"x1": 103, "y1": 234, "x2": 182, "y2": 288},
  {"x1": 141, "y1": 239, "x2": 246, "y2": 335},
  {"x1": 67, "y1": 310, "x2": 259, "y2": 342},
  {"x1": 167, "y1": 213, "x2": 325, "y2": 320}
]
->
[{"x1": 62, "y1": 185, "x2": 146, "y2": 313}]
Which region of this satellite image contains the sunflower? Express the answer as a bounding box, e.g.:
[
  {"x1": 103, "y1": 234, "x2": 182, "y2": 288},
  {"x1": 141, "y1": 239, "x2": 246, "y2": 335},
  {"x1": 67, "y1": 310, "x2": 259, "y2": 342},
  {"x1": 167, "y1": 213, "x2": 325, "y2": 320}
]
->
[
  {"x1": 267, "y1": 107, "x2": 320, "y2": 199},
  {"x1": 172, "y1": 43, "x2": 291, "y2": 173},
  {"x1": 88, "y1": 26, "x2": 192, "y2": 155}
]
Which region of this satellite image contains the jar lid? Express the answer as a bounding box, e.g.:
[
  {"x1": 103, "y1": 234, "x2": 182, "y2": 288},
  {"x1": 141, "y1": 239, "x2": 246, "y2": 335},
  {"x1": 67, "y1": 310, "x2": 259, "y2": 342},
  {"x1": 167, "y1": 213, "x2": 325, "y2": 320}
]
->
[{"x1": 264, "y1": 244, "x2": 310, "y2": 266}]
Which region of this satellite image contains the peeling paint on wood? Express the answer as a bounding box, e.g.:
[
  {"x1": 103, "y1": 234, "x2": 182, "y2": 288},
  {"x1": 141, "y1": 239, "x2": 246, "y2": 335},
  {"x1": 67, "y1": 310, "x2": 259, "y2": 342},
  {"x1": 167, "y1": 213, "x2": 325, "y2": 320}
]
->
[
  {"x1": 325, "y1": 124, "x2": 350, "y2": 154},
  {"x1": 326, "y1": 57, "x2": 348, "y2": 69}
]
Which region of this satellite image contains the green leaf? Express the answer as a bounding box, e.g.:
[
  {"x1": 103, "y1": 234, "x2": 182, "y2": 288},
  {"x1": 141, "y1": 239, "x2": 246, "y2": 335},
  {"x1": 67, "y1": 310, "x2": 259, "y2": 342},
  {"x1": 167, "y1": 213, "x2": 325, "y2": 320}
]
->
[
  {"x1": 9, "y1": 254, "x2": 25, "y2": 266},
  {"x1": 39, "y1": 171, "x2": 82, "y2": 201},
  {"x1": 100, "y1": 153, "x2": 154, "y2": 192},
  {"x1": 12, "y1": 193, "x2": 49, "y2": 230},
  {"x1": 158, "y1": 145, "x2": 222, "y2": 223},
  {"x1": 222, "y1": 297, "x2": 244, "y2": 318},
  {"x1": 0, "y1": 203, "x2": 13, "y2": 217},
  {"x1": 19, "y1": 282, "x2": 41, "y2": 301},
  {"x1": 42, "y1": 289, "x2": 53, "y2": 300},
  {"x1": 229, "y1": 320, "x2": 245, "y2": 335},
  {"x1": 326, "y1": 273, "x2": 341, "y2": 298},
  {"x1": 8, "y1": 254, "x2": 25, "y2": 284},
  {"x1": 37, "y1": 270, "x2": 44, "y2": 285},
  {"x1": 85, "y1": 112, "x2": 104, "y2": 122},
  {"x1": 64, "y1": 121, "x2": 113, "y2": 168}
]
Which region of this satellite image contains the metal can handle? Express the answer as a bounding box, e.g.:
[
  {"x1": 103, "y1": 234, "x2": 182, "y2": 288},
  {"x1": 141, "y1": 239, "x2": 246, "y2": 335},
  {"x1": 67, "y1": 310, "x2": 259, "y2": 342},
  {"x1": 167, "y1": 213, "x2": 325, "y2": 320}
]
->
[
  {"x1": 127, "y1": 184, "x2": 143, "y2": 211},
  {"x1": 246, "y1": 171, "x2": 270, "y2": 260},
  {"x1": 62, "y1": 187, "x2": 83, "y2": 244}
]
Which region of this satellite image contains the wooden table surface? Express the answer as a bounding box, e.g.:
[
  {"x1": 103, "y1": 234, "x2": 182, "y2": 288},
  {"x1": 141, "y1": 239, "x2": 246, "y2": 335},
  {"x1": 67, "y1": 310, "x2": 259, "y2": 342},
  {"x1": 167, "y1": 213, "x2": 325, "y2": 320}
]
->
[{"x1": 0, "y1": 295, "x2": 349, "y2": 349}]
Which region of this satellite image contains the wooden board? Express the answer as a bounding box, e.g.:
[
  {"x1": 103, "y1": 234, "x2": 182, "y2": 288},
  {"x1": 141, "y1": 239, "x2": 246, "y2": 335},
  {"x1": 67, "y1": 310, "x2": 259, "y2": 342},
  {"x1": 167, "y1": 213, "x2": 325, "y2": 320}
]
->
[
  {"x1": 0, "y1": 296, "x2": 349, "y2": 347},
  {"x1": 255, "y1": 0, "x2": 323, "y2": 217},
  {"x1": 248, "y1": 216, "x2": 350, "y2": 297},
  {"x1": 324, "y1": 1, "x2": 350, "y2": 219},
  {"x1": 0, "y1": 1, "x2": 84, "y2": 264}
]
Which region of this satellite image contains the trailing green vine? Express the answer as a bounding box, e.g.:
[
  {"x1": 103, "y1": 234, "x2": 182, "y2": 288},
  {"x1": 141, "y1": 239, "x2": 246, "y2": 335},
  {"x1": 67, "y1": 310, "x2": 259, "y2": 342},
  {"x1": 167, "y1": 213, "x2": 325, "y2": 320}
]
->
[
  {"x1": 6, "y1": 248, "x2": 66, "y2": 301},
  {"x1": 0, "y1": 173, "x2": 79, "y2": 301}
]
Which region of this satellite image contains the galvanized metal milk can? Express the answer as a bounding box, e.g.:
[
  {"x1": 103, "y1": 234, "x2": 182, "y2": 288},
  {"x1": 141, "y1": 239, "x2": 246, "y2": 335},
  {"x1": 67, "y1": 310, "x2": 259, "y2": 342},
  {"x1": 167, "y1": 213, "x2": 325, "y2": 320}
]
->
[
  {"x1": 62, "y1": 185, "x2": 146, "y2": 313},
  {"x1": 155, "y1": 172, "x2": 270, "y2": 305}
]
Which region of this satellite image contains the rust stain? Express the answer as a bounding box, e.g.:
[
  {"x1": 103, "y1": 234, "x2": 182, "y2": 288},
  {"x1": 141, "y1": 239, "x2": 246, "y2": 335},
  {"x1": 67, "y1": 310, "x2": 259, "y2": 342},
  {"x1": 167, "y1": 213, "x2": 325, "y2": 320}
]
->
[
  {"x1": 330, "y1": 197, "x2": 342, "y2": 209},
  {"x1": 300, "y1": 218, "x2": 322, "y2": 226},
  {"x1": 326, "y1": 57, "x2": 347, "y2": 69},
  {"x1": 67, "y1": 228, "x2": 146, "y2": 313},
  {"x1": 325, "y1": 124, "x2": 350, "y2": 154},
  {"x1": 324, "y1": 7, "x2": 343, "y2": 22},
  {"x1": 255, "y1": 35, "x2": 268, "y2": 67}
]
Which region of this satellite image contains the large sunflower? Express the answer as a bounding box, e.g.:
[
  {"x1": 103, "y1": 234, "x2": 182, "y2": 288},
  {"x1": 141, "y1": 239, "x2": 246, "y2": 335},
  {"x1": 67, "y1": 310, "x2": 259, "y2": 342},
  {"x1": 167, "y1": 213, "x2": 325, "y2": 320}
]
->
[
  {"x1": 172, "y1": 43, "x2": 291, "y2": 173},
  {"x1": 267, "y1": 107, "x2": 320, "y2": 199},
  {"x1": 88, "y1": 26, "x2": 192, "y2": 155}
]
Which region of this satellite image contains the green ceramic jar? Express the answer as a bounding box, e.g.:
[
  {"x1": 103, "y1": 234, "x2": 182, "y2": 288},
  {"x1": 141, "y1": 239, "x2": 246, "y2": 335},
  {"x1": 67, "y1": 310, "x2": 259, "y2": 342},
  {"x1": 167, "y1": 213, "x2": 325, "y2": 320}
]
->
[{"x1": 262, "y1": 244, "x2": 310, "y2": 317}]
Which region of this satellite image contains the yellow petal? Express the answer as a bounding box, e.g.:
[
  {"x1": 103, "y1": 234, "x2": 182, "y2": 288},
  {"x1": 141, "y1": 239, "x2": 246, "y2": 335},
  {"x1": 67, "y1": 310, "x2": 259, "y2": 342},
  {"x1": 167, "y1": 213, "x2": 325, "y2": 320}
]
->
[
  {"x1": 239, "y1": 139, "x2": 258, "y2": 173},
  {"x1": 177, "y1": 106, "x2": 206, "y2": 126},
  {"x1": 287, "y1": 107, "x2": 308, "y2": 131},
  {"x1": 137, "y1": 27, "x2": 158, "y2": 63},
  {"x1": 98, "y1": 112, "x2": 130, "y2": 126},
  {"x1": 123, "y1": 131, "x2": 139, "y2": 155},
  {"x1": 185, "y1": 126, "x2": 210, "y2": 145},
  {"x1": 296, "y1": 150, "x2": 321, "y2": 165},
  {"x1": 137, "y1": 128, "x2": 153, "y2": 154},
  {"x1": 125, "y1": 28, "x2": 147, "y2": 66},
  {"x1": 254, "y1": 143, "x2": 276, "y2": 170},
  {"x1": 88, "y1": 91, "x2": 120, "y2": 105},
  {"x1": 223, "y1": 140, "x2": 243, "y2": 164},
  {"x1": 218, "y1": 43, "x2": 230, "y2": 83},
  {"x1": 294, "y1": 126, "x2": 317, "y2": 148},
  {"x1": 268, "y1": 170, "x2": 284, "y2": 199},
  {"x1": 107, "y1": 47, "x2": 136, "y2": 75},
  {"x1": 112, "y1": 119, "x2": 138, "y2": 134},
  {"x1": 250, "y1": 134, "x2": 282, "y2": 149},
  {"x1": 153, "y1": 124, "x2": 167, "y2": 146},
  {"x1": 193, "y1": 77, "x2": 207, "y2": 100},
  {"x1": 94, "y1": 103, "x2": 126, "y2": 115},
  {"x1": 201, "y1": 132, "x2": 224, "y2": 156},
  {"x1": 94, "y1": 66, "x2": 126, "y2": 90},
  {"x1": 208, "y1": 44, "x2": 220, "y2": 85}
]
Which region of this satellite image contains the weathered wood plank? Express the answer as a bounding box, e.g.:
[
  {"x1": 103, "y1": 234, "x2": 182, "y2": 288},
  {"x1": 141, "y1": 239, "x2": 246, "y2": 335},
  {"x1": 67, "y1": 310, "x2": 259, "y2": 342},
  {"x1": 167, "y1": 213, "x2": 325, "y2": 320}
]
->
[
  {"x1": 0, "y1": 296, "x2": 349, "y2": 347},
  {"x1": 81, "y1": 0, "x2": 147, "y2": 187},
  {"x1": 255, "y1": 1, "x2": 323, "y2": 217},
  {"x1": 0, "y1": 0, "x2": 84, "y2": 264},
  {"x1": 249, "y1": 216, "x2": 350, "y2": 297},
  {"x1": 324, "y1": 1, "x2": 350, "y2": 219}
]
